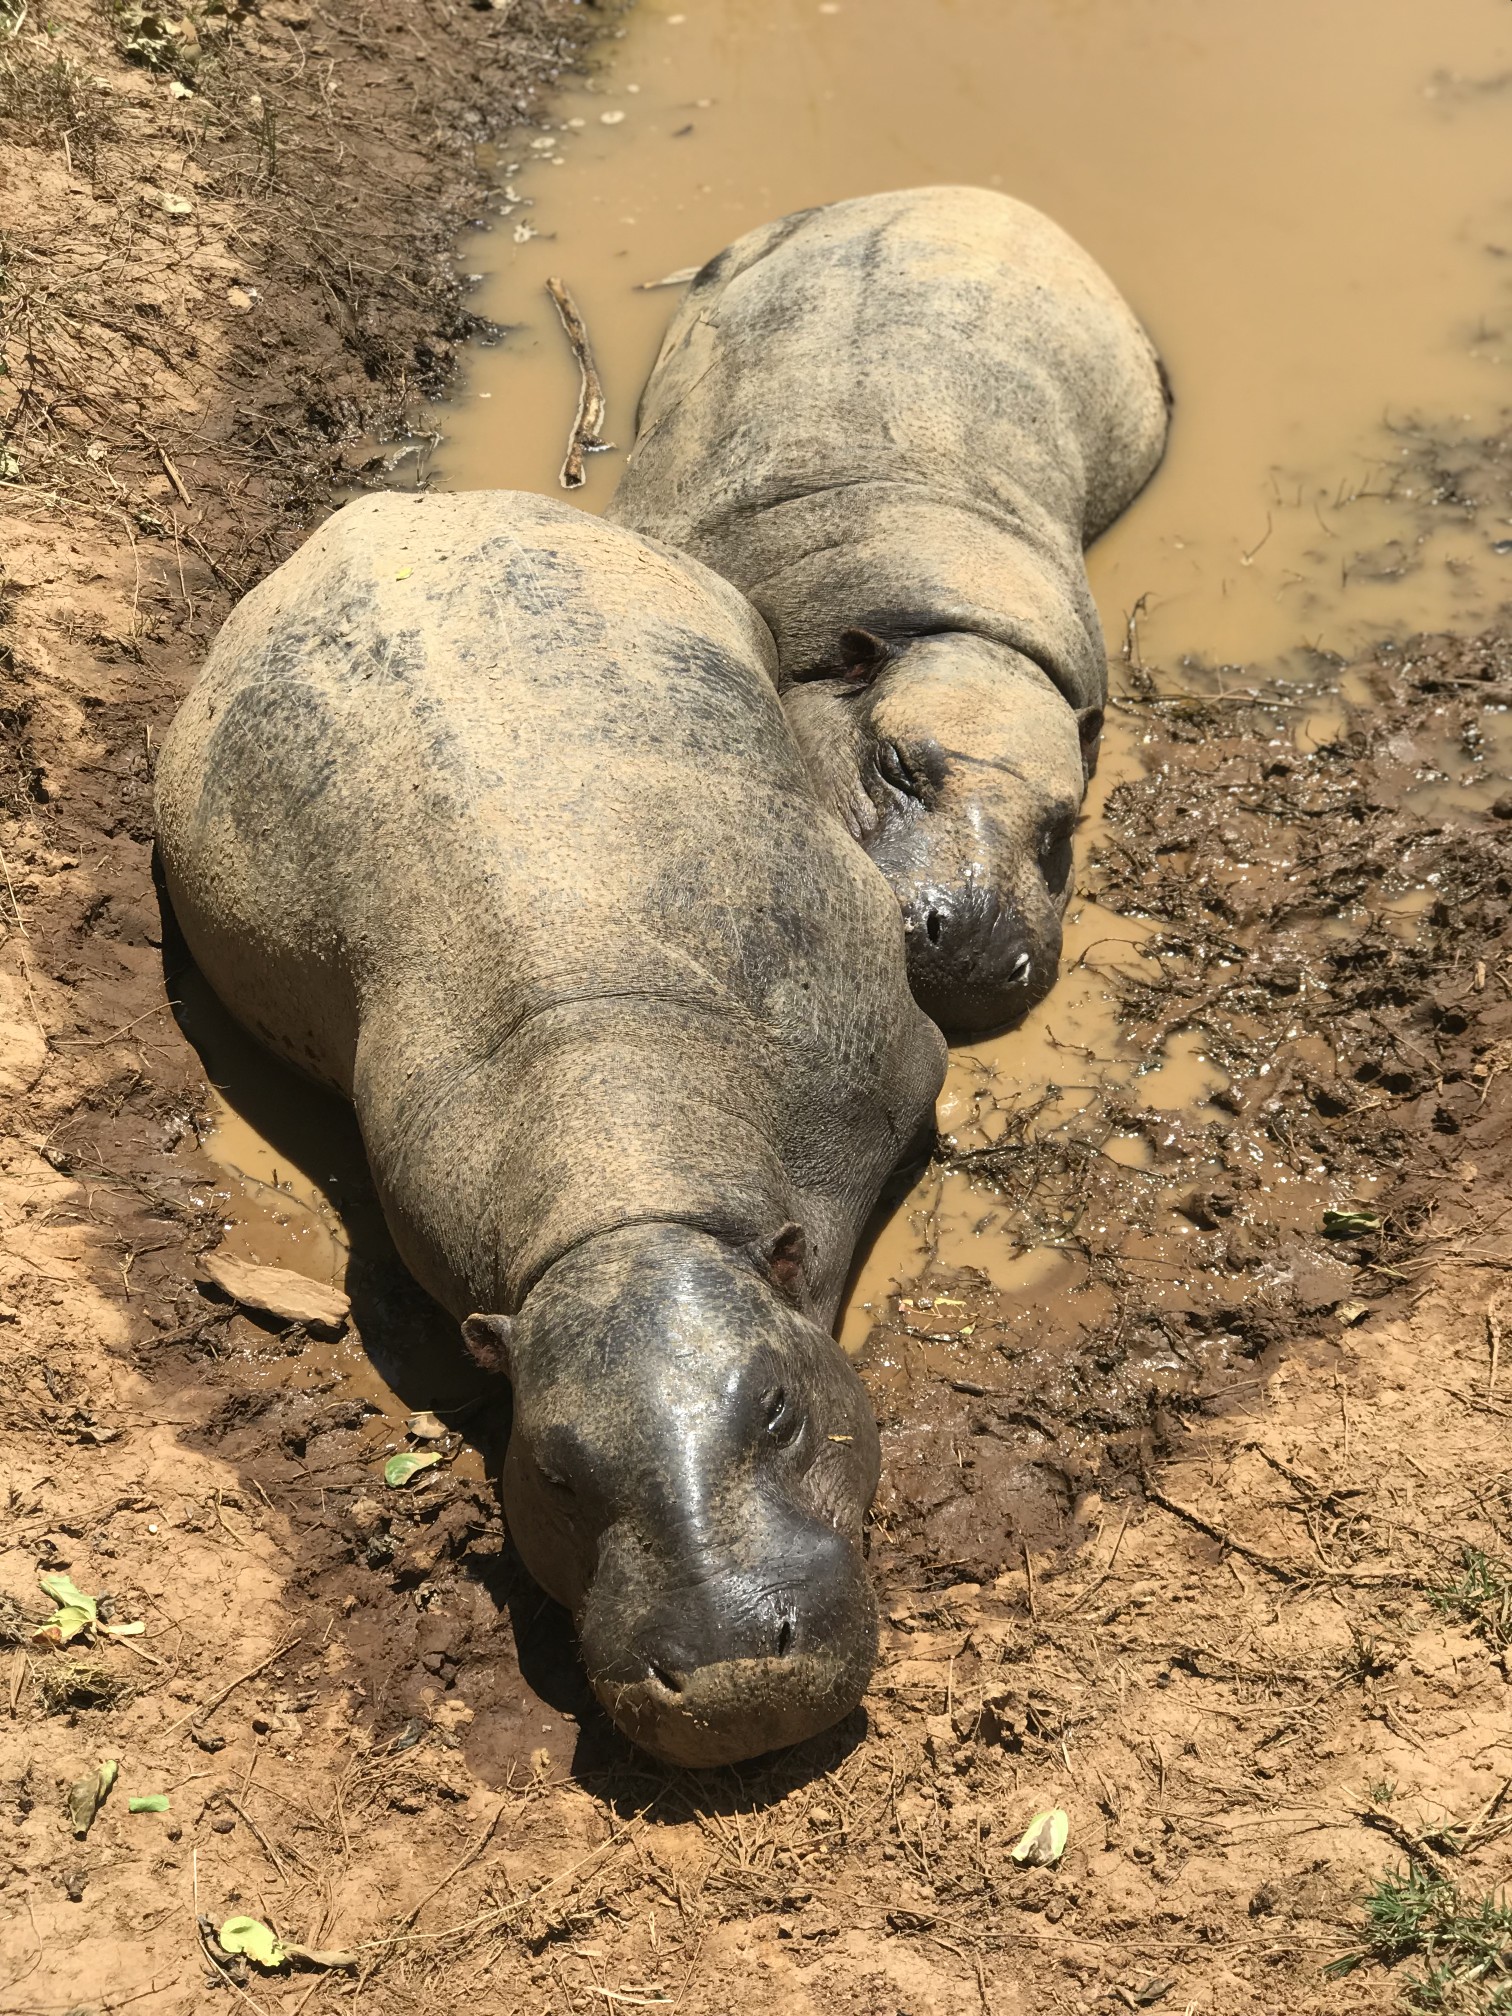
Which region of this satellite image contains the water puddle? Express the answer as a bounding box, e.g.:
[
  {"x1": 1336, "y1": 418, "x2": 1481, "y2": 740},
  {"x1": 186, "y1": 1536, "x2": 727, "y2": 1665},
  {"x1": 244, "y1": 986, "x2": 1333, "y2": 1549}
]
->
[
  {"x1": 184, "y1": 0, "x2": 1512, "y2": 1454},
  {"x1": 174, "y1": 968, "x2": 489, "y2": 1469}
]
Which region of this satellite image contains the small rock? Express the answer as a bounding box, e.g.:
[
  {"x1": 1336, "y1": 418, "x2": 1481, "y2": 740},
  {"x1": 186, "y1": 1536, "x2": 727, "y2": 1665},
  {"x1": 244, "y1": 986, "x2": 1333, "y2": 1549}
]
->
[
  {"x1": 211, "y1": 1815, "x2": 235, "y2": 1834},
  {"x1": 347, "y1": 1496, "x2": 387, "y2": 1541},
  {"x1": 406, "y1": 1410, "x2": 448, "y2": 1441},
  {"x1": 62, "y1": 1868, "x2": 88, "y2": 1902},
  {"x1": 1491, "y1": 793, "x2": 1512, "y2": 820},
  {"x1": 1174, "y1": 1186, "x2": 1235, "y2": 1230},
  {"x1": 197, "y1": 1252, "x2": 350, "y2": 1333}
]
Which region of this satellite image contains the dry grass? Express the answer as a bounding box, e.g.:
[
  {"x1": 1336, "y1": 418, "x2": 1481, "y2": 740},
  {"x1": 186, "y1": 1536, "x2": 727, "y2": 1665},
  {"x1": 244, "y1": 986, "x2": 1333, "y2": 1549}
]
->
[{"x1": 30, "y1": 1652, "x2": 137, "y2": 1714}]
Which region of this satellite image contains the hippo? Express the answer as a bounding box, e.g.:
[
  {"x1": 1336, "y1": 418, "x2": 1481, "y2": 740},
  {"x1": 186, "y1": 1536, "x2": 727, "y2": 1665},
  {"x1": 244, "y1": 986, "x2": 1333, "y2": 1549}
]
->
[
  {"x1": 606, "y1": 185, "x2": 1171, "y2": 1032},
  {"x1": 154, "y1": 490, "x2": 945, "y2": 1766}
]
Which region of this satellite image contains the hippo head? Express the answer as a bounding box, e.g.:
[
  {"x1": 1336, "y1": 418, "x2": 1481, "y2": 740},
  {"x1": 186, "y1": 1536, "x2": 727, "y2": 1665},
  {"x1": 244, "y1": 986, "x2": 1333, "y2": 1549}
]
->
[
  {"x1": 783, "y1": 631, "x2": 1099, "y2": 1034},
  {"x1": 462, "y1": 1222, "x2": 880, "y2": 1768}
]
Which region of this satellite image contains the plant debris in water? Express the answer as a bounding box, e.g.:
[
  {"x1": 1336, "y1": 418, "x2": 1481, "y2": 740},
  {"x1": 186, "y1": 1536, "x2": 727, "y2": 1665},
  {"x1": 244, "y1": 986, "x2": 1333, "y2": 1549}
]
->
[{"x1": 860, "y1": 631, "x2": 1512, "y2": 1583}]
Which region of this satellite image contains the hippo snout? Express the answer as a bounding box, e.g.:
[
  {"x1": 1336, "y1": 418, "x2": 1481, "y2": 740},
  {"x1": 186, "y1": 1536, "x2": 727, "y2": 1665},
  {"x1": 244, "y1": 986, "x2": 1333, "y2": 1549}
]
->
[
  {"x1": 580, "y1": 1512, "x2": 878, "y2": 1767},
  {"x1": 902, "y1": 884, "x2": 1058, "y2": 1033}
]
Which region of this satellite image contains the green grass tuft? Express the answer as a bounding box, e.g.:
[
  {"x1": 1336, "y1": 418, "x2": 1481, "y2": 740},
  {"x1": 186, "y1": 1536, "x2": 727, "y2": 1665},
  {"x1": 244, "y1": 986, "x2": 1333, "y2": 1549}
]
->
[
  {"x1": 1330, "y1": 1863, "x2": 1512, "y2": 2010},
  {"x1": 1430, "y1": 1546, "x2": 1512, "y2": 1652}
]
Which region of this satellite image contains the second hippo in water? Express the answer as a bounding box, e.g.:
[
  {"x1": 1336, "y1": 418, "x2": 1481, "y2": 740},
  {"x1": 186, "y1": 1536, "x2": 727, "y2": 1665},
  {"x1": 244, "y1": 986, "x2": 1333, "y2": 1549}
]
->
[
  {"x1": 607, "y1": 184, "x2": 1171, "y2": 1032},
  {"x1": 155, "y1": 490, "x2": 945, "y2": 1767}
]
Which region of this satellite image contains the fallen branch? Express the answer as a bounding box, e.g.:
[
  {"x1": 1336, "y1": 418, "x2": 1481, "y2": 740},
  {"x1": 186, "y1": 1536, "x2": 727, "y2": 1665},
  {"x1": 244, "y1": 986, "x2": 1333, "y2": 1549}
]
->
[
  {"x1": 545, "y1": 276, "x2": 612, "y2": 490},
  {"x1": 1144, "y1": 1483, "x2": 1421, "y2": 1588},
  {"x1": 1352, "y1": 1807, "x2": 1455, "y2": 1881}
]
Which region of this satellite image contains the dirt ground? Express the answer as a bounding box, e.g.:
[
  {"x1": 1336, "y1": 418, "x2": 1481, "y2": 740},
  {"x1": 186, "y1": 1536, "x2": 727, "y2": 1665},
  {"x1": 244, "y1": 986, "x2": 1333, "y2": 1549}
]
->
[{"x1": 6, "y1": 3, "x2": 1512, "y2": 2013}]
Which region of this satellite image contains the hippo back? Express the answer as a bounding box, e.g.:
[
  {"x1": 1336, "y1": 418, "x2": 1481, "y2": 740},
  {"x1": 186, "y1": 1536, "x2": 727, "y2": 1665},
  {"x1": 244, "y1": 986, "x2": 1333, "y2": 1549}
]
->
[
  {"x1": 156, "y1": 490, "x2": 944, "y2": 1320},
  {"x1": 607, "y1": 186, "x2": 1170, "y2": 707}
]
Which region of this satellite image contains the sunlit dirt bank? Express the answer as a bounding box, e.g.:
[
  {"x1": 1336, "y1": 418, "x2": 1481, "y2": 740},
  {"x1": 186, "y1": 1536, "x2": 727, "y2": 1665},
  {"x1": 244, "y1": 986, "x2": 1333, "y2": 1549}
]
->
[{"x1": 5, "y1": 2, "x2": 1512, "y2": 2014}]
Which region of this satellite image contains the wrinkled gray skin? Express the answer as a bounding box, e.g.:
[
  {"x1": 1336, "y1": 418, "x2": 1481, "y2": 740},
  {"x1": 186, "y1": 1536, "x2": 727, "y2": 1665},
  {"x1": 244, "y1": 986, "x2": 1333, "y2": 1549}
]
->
[
  {"x1": 155, "y1": 491, "x2": 945, "y2": 1766},
  {"x1": 607, "y1": 185, "x2": 1171, "y2": 1032}
]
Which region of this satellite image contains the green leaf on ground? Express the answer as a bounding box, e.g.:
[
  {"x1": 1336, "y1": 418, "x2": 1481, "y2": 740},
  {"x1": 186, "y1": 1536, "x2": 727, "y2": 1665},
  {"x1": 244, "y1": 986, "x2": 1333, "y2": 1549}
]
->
[
  {"x1": 218, "y1": 1916, "x2": 287, "y2": 1969},
  {"x1": 384, "y1": 1451, "x2": 442, "y2": 1488},
  {"x1": 38, "y1": 1573, "x2": 98, "y2": 1622},
  {"x1": 33, "y1": 1606, "x2": 96, "y2": 1648},
  {"x1": 1322, "y1": 1209, "x2": 1382, "y2": 1238},
  {"x1": 128, "y1": 1794, "x2": 170, "y2": 1813},
  {"x1": 1010, "y1": 1807, "x2": 1069, "y2": 1867}
]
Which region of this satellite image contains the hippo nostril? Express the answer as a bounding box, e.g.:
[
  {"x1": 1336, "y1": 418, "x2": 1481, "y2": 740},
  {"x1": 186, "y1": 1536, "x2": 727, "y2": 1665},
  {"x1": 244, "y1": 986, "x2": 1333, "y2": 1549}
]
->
[
  {"x1": 776, "y1": 1617, "x2": 795, "y2": 1658},
  {"x1": 1008, "y1": 950, "x2": 1032, "y2": 986},
  {"x1": 647, "y1": 1659, "x2": 685, "y2": 1696},
  {"x1": 925, "y1": 909, "x2": 943, "y2": 946}
]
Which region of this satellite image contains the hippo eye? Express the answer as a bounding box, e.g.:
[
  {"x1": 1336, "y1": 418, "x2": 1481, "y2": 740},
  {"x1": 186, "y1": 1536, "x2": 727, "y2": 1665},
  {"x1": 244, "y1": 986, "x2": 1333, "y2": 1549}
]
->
[
  {"x1": 763, "y1": 1386, "x2": 803, "y2": 1448},
  {"x1": 873, "y1": 740, "x2": 926, "y2": 803},
  {"x1": 540, "y1": 1468, "x2": 576, "y2": 1497},
  {"x1": 1039, "y1": 812, "x2": 1076, "y2": 886}
]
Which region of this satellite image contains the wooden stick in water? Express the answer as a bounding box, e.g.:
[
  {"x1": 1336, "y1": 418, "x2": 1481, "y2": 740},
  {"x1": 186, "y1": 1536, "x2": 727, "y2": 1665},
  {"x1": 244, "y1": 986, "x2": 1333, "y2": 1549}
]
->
[{"x1": 545, "y1": 276, "x2": 613, "y2": 490}]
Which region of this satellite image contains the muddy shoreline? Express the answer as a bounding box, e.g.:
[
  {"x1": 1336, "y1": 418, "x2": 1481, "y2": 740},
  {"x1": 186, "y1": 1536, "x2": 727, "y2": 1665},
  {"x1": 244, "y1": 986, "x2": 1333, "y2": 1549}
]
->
[{"x1": 6, "y1": 3, "x2": 1512, "y2": 2013}]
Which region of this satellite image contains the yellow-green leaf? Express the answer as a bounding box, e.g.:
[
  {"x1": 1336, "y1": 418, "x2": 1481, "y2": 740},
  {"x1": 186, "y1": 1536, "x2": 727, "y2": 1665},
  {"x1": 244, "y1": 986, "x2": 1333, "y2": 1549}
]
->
[
  {"x1": 66, "y1": 1759, "x2": 118, "y2": 1838},
  {"x1": 394, "y1": 566, "x2": 413, "y2": 580},
  {"x1": 128, "y1": 1794, "x2": 170, "y2": 1813},
  {"x1": 39, "y1": 1573, "x2": 98, "y2": 1622},
  {"x1": 34, "y1": 1605, "x2": 95, "y2": 1647},
  {"x1": 218, "y1": 1916, "x2": 287, "y2": 1969},
  {"x1": 384, "y1": 1450, "x2": 442, "y2": 1488},
  {"x1": 1322, "y1": 1208, "x2": 1381, "y2": 1239},
  {"x1": 1010, "y1": 1807, "x2": 1069, "y2": 1867}
]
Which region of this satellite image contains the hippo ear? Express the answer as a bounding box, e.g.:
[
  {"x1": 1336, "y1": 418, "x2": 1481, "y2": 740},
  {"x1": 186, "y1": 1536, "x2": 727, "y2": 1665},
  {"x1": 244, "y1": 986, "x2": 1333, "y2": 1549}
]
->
[
  {"x1": 759, "y1": 1222, "x2": 808, "y2": 1301},
  {"x1": 1075, "y1": 705, "x2": 1105, "y2": 781},
  {"x1": 461, "y1": 1313, "x2": 513, "y2": 1379},
  {"x1": 837, "y1": 628, "x2": 890, "y2": 685}
]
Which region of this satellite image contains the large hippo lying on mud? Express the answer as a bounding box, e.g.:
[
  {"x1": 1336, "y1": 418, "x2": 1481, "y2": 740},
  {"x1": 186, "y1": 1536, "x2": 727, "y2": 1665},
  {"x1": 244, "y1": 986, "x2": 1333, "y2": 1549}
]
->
[
  {"x1": 155, "y1": 490, "x2": 945, "y2": 1766},
  {"x1": 607, "y1": 185, "x2": 1170, "y2": 1032}
]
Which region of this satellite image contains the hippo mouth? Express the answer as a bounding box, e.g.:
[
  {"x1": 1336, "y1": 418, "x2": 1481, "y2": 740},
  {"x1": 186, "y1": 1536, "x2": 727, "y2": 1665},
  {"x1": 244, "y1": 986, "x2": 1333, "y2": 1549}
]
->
[
  {"x1": 592, "y1": 1636, "x2": 876, "y2": 1768},
  {"x1": 894, "y1": 879, "x2": 1062, "y2": 1034},
  {"x1": 903, "y1": 902, "x2": 1060, "y2": 1033},
  {"x1": 578, "y1": 1518, "x2": 880, "y2": 1768}
]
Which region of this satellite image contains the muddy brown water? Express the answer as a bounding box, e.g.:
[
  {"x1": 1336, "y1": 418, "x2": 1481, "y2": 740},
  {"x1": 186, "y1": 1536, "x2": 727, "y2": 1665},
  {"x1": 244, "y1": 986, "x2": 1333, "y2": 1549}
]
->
[{"x1": 175, "y1": 0, "x2": 1512, "y2": 1757}]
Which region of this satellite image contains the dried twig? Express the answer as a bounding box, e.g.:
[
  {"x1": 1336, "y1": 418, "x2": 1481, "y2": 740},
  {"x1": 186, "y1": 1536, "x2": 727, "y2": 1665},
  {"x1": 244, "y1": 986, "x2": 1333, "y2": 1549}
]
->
[
  {"x1": 398, "y1": 1793, "x2": 513, "y2": 1933},
  {"x1": 1487, "y1": 1289, "x2": 1511, "y2": 1395},
  {"x1": 163, "y1": 1633, "x2": 303, "y2": 1741},
  {"x1": 1144, "y1": 1482, "x2": 1419, "y2": 1587},
  {"x1": 545, "y1": 276, "x2": 612, "y2": 490},
  {"x1": 1352, "y1": 1806, "x2": 1455, "y2": 1881},
  {"x1": 224, "y1": 1794, "x2": 303, "y2": 1882},
  {"x1": 137, "y1": 426, "x2": 193, "y2": 507}
]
